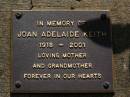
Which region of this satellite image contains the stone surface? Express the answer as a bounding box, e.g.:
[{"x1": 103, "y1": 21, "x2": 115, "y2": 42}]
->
[{"x1": 0, "y1": 0, "x2": 130, "y2": 97}]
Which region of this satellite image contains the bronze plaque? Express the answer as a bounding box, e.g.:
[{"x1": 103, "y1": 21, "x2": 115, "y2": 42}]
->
[{"x1": 11, "y1": 11, "x2": 113, "y2": 93}]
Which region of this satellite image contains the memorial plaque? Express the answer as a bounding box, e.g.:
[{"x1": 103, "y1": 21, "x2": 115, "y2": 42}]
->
[{"x1": 11, "y1": 10, "x2": 113, "y2": 93}]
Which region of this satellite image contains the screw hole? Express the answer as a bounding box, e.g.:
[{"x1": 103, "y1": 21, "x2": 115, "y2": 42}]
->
[
  {"x1": 15, "y1": 13, "x2": 22, "y2": 19},
  {"x1": 103, "y1": 81, "x2": 110, "y2": 89},
  {"x1": 15, "y1": 81, "x2": 21, "y2": 88}
]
